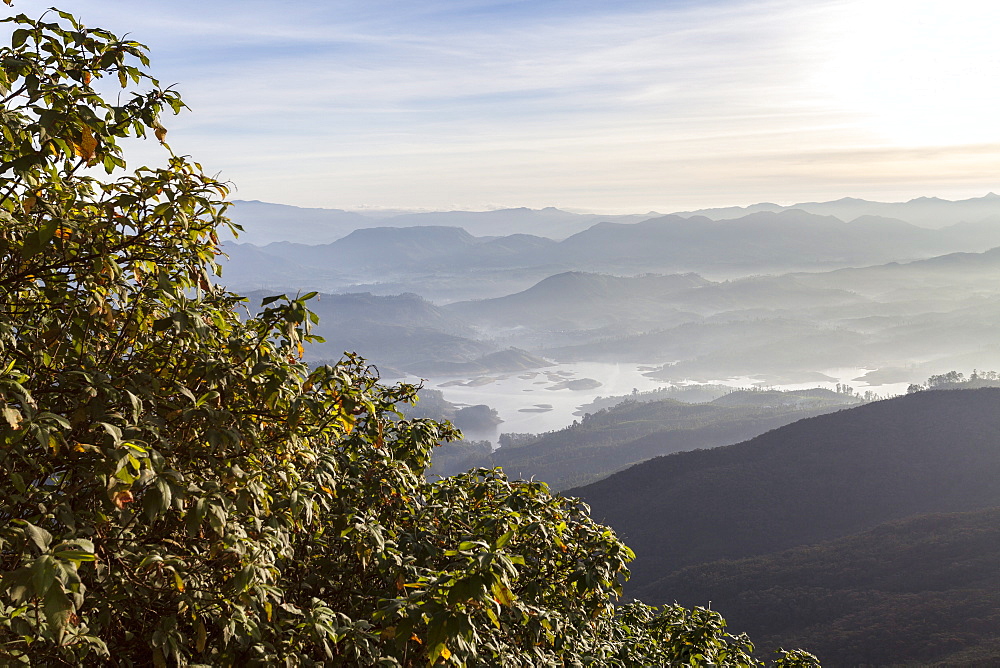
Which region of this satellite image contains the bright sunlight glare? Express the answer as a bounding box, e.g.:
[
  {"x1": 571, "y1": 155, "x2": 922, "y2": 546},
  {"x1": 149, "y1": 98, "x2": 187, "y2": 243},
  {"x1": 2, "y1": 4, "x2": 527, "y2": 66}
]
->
[{"x1": 819, "y1": 0, "x2": 1000, "y2": 147}]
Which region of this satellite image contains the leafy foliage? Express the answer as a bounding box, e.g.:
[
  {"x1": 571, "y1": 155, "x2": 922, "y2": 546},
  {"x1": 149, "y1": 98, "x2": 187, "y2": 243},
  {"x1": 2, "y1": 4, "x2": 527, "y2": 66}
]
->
[{"x1": 0, "y1": 7, "x2": 817, "y2": 666}]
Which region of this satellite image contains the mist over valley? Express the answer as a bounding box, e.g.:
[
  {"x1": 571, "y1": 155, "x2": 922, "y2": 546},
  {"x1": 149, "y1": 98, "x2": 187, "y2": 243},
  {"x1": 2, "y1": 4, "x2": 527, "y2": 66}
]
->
[
  {"x1": 223, "y1": 195, "x2": 1000, "y2": 438},
  {"x1": 210, "y1": 192, "x2": 1000, "y2": 665}
]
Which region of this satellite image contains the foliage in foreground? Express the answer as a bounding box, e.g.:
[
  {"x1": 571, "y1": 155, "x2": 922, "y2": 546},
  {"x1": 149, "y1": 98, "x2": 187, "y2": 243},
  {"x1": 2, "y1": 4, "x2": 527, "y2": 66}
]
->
[{"x1": 0, "y1": 7, "x2": 818, "y2": 666}]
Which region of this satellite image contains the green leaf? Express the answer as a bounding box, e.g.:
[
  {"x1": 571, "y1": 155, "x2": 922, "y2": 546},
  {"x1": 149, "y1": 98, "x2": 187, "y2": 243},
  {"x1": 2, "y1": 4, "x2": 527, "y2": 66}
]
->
[
  {"x1": 1, "y1": 567, "x2": 33, "y2": 604},
  {"x1": 31, "y1": 555, "x2": 58, "y2": 597},
  {"x1": 20, "y1": 218, "x2": 59, "y2": 259},
  {"x1": 54, "y1": 550, "x2": 96, "y2": 563},
  {"x1": 22, "y1": 521, "x2": 53, "y2": 552},
  {"x1": 427, "y1": 642, "x2": 451, "y2": 666},
  {"x1": 494, "y1": 530, "x2": 515, "y2": 550},
  {"x1": 98, "y1": 421, "x2": 123, "y2": 444},
  {"x1": 43, "y1": 583, "x2": 73, "y2": 634}
]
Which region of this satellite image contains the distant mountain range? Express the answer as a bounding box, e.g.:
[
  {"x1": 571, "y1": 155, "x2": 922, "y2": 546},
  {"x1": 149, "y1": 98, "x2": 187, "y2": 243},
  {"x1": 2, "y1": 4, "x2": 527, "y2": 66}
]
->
[
  {"x1": 241, "y1": 290, "x2": 554, "y2": 378},
  {"x1": 233, "y1": 243, "x2": 1000, "y2": 390},
  {"x1": 219, "y1": 206, "x2": 1000, "y2": 300},
  {"x1": 228, "y1": 193, "x2": 1000, "y2": 248},
  {"x1": 227, "y1": 200, "x2": 659, "y2": 245},
  {"x1": 677, "y1": 192, "x2": 1000, "y2": 229},
  {"x1": 446, "y1": 272, "x2": 710, "y2": 331},
  {"x1": 442, "y1": 247, "x2": 1000, "y2": 384}
]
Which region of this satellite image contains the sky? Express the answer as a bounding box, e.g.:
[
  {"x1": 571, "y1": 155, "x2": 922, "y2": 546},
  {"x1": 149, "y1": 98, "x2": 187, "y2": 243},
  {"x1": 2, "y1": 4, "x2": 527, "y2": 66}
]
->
[{"x1": 7, "y1": 0, "x2": 1000, "y2": 213}]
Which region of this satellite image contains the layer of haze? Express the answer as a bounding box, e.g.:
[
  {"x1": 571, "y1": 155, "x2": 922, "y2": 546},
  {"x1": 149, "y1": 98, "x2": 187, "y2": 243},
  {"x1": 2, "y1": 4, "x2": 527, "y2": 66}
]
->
[{"x1": 10, "y1": 0, "x2": 1000, "y2": 212}]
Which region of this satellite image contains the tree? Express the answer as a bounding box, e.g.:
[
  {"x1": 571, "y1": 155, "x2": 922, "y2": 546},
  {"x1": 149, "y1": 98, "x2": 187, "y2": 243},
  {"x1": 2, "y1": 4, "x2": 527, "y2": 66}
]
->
[
  {"x1": 926, "y1": 371, "x2": 964, "y2": 389},
  {"x1": 0, "y1": 7, "x2": 818, "y2": 666}
]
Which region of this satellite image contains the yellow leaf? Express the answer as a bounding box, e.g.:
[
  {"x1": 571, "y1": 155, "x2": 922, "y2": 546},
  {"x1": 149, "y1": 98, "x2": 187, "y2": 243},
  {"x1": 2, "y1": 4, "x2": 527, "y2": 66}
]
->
[
  {"x1": 53, "y1": 226, "x2": 72, "y2": 240},
  {"x1": 427, "y1": 642, "x2": 450, "y2": 666},
  {"x1": 337, "y1": 413, "x2": 355, "y2": 435},
  {"x1": 196, "y1": 620, "x2": 207, "y2": 653},
  {"x1": 73, "y1": 126, "x2": 97, "y2": 161},
  {"x1": 22, "y1": 196, "x2": 36, "y2": 214},
  {"x1": 491, "y1": 581, "x2": 516, "y2": 607},
  {"x1": 172, "y1": 570, "x2": 185, "y2": 592},
  {"x1": 154, "y1": 124, "x2": 168, "y2": 143}
]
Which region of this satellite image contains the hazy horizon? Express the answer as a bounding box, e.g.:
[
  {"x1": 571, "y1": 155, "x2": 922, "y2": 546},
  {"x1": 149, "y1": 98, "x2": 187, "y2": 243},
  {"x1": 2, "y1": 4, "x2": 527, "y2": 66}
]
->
[{"x1": 234, "y1": 190, "x2": 1000, "y2": 217}]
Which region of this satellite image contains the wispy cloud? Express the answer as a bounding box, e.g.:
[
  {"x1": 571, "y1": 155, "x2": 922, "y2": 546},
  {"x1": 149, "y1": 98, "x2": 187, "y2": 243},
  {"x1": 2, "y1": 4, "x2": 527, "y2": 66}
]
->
[{"x1": 8, "y1": 0, "x2": 1000, "y2": 211}]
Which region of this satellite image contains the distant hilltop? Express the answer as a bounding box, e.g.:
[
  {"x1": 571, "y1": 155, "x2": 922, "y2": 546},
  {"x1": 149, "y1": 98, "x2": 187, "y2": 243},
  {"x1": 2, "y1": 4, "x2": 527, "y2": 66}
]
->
[{"x1": 673, "y1": 192, "x2": 1000, "y2": 229}]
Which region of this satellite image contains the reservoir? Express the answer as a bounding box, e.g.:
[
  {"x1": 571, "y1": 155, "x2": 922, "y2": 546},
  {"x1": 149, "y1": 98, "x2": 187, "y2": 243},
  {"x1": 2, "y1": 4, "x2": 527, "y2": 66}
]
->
[{"x1": 404, "y1": 362, "x2": 908, "y2": 444}]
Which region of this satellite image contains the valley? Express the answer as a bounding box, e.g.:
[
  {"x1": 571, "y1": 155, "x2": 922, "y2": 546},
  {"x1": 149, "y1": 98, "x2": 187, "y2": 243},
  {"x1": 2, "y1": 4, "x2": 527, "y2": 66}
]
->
[{"x1": 220, "y1": 194, "x2": 1000, "y2": 666}]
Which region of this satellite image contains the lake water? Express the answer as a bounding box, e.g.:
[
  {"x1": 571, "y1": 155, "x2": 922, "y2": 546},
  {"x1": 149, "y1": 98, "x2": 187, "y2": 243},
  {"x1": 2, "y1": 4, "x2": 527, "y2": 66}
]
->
[{"x1": 404, "y1": 363, "x2": 909, "y2": 444}]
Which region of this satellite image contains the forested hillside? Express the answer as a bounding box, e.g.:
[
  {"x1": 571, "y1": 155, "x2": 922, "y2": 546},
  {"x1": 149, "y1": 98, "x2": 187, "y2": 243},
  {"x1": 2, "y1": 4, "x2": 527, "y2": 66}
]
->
[
  {"x1": 564, "y1": 389, "x2": 1000, "y2": 665},
  {"x1": 432, "y1": 388, "x2": 862, "y2": 489},
  {"x1": 645, "y1": 508, "x2": 1000, "y2": 666},
  {"x1": 570, "y1": 388, "x2": 1000, "y2": 589}
]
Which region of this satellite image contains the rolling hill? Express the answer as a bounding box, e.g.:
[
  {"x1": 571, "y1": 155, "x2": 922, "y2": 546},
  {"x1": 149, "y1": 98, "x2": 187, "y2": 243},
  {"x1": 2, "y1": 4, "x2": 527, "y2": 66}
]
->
[
  {"x1": 640, "y1": 508, "x2": 1000, "y2": 666},
  {"x1": 562, "y1": 388, "x2": 1000, "y2": 665},
  {"x1": 568, "y1": 388, "x2": 1000, "y2": 591}
]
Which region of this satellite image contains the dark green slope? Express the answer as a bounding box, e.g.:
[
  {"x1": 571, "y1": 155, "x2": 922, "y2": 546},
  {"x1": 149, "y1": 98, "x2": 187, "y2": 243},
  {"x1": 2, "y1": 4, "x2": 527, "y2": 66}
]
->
[
  {"x1": 568, "y1": 388, "x2": 1000, "y2": 591},
  {"x1": 637, "y1": 508, "x2": 1000, "y2": 667},
  {"x1": 488, "y1": 389, "x2": 860, "y2": 490},
  {"x1": 429, "y1": 389, "x2": 860, "y2": 488}
]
